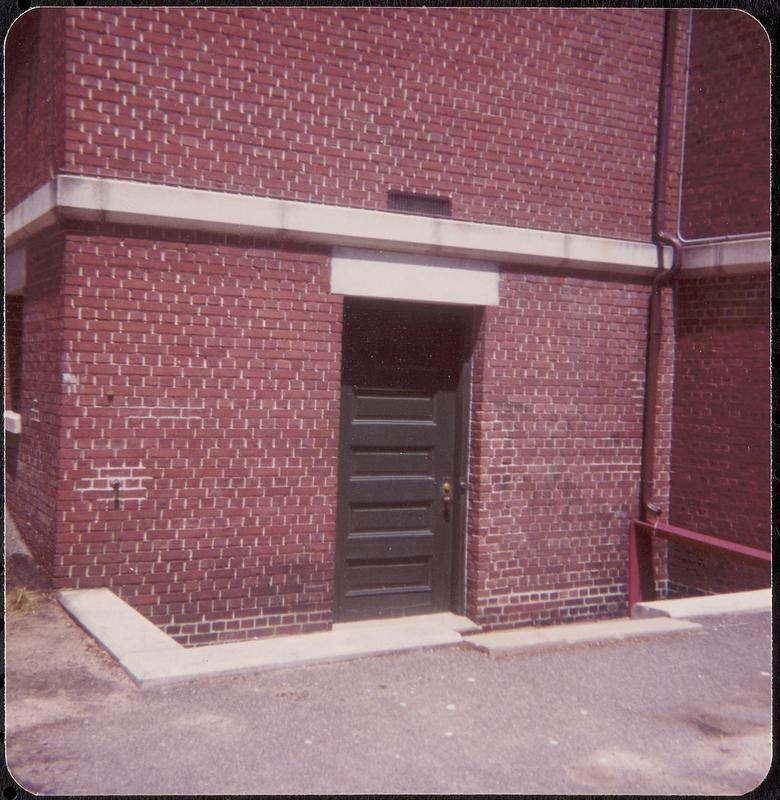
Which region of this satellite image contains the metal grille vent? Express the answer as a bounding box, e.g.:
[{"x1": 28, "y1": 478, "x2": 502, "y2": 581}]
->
[{"x1": 387, "y1": 191, "x2": 452, "y2": 217}]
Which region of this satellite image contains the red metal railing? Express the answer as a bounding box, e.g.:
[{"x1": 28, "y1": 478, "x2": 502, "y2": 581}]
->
[{"x1": 628, "y1": 519, "x2": 772, "y2": 612}]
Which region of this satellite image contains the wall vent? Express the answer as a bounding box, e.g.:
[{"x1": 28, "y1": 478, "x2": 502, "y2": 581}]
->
[{"x1": 387, "y1": 191, "x2": 452, "y2": 217}]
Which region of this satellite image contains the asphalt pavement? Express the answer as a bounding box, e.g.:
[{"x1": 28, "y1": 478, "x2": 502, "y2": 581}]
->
[{"x1": 4, "y1": 596, "x2": 772, "y2": 795}]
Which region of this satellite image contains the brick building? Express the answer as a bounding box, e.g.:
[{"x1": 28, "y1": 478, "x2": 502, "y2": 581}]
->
[{"x1": 4, "y1": 8, "x2": 770, "y2": 644}]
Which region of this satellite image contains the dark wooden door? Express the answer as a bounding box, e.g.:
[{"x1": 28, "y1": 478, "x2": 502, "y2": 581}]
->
[{"x1": 335, "y1": 299, "x2": 469, "y2": 621}]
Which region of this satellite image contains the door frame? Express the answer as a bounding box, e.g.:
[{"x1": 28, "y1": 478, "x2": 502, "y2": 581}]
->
[
  {"x1": 333, "y1": 298, "x2": 475, "y2": 621},
  {"x1": 449, "y1": 305, "x2": 475, "y2": 616}
]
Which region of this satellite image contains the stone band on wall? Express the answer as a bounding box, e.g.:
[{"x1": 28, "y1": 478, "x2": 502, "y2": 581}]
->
[{"x1": 6, "y1": 175, "x2": 668, "y2": 276}]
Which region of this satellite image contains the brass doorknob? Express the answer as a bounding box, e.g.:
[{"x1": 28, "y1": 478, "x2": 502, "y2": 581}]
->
[{"x1": 441, "y1": 479, "x2": 453, "y2": 505}]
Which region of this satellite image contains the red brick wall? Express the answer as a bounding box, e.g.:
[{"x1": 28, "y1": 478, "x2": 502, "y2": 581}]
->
[
  {"x1": 4, "y1": 9, "x2": 67, "y2": 208},
  {"x1": 668, "y1": 272, "x2": 771, "y2": 594},
  {"x1": 12, "y1": 235, "x2": 684, "y2": 635},
  {"x1": 4, "y1": 295, "x2": 25, "y2": 479},
  {"x1": 680, "y1": 11, "x2": 770, "y2": 238},
  {"x1": 4, "y1": 296, "x2": 24, "y2": 411},
  {"x1": 52, "y1": 225, "x2": 342, "y2": 645},
  {"x1": 670, "y1": 8, "x2": 771, "y2": 594},
  {"x1": 5, "y1": 228, "x2": 68, "y2": 577},
  {"x1": 465, "y1": 269, "x2": 674, "y2": 628},
  {"x1": 55, "y1": 6, "x2": 674, "y2": 241},
  {"x1": 5, "y1": 7, "x2": 713, "y2": 634}
]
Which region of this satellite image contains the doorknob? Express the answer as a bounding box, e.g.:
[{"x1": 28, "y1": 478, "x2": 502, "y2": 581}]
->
[{"x1": 441, "y1": 478, "x2": 453, "y2": 506}]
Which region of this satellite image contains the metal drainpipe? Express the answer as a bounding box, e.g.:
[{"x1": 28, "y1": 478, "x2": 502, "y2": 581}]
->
[{"x1": 640, "y1": 8, "x2": 684, "y2": 523}]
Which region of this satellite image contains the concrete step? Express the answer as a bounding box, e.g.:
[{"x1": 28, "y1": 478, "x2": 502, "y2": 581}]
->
[
  {"x1": 57, "y1": 589, "x2": 473, "y2": 689},
  {"x1": 129, "y1": 618, "x2": 464, "y2": 689},
  {"x1": 60, "y1": 586, "x2": 763, "y2": 686},
  {"x1": 631, "y1": 588, "x2": 771, "y2": 620},
  {"x1": 464, "y1": 616, "x2": 702, "y2": 657},
  {"x1": 400, "y1": 611, "x2": 481, "y2": 635}
]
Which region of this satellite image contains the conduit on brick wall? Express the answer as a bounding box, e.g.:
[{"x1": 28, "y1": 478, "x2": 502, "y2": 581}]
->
[{"x1": 641, "y1": 8, "x2": 683, "y2": 525}]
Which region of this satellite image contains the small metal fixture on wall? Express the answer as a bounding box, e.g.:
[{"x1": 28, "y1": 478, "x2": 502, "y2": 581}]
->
[{"x1": 387, "y1": 191, "x2": 452, "y2": 217}]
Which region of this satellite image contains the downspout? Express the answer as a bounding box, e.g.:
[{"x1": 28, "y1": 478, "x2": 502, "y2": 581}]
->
[{"x1": 640, "y1": 9, "x2": 685, "y2": 522}]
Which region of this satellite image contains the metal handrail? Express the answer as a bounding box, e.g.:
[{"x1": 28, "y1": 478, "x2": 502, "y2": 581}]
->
[{"x1": 628, "y1": 519, "x2": 771, "y2": 611}]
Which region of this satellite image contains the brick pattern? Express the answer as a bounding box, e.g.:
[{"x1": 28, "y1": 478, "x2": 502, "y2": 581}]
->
[
  {"x1": 655, "y1": 286, "x2": 676, "y2": 593},
  {"x1": 655, "y1": 9, "x2": 690, "y2": 242},
  {"x1": 465, "y1": 270, "x2": 674, "y2": 628},
  {"x1": 4, "y1": 296, "x2": 24, "y2": 410},
  {"x1": 4, "y1": 10, "x2": 67, "y2": 209},
  {"x1": 668, "y1": 272, "x2": 771, "y2": 594},
  {"x1": 680, "y1": 11, "x2": 770, "y2": 238},
  {"x1": 49, "y1": 225, "x2": 342, "y2": 645},
  {"x1": 4, "y1": 295, "x2": 25, "y2": 478},
  {"x1": 56, "y1": 6, "x2": 675, "y2": 241},
  {"x1": 5, "y1": 228, "x2": 68, "y2": 577}
]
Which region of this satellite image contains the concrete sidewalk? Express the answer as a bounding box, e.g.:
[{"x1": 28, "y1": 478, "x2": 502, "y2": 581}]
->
[{"x1": 57, "y1": 586, "x2": 770, "y2": 687}]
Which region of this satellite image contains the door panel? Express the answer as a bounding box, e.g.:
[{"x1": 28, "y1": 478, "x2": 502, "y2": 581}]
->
[
  {"x1": 335, "y1": 299, "x2": 468, "y2": 621},
  {"x1": 352, "y1": 388, "x2": 436, "y2": 421},
  {"x1": 351, "y1": 448, "x2": 433, "y2": 477}
]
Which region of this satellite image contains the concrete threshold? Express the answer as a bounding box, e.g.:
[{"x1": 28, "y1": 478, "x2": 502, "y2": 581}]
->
[
  {"x1": 464, "y1": 617, "x2": 702, "y2": 657},
  {"x1": 631, "y1": 588, "x2": 771, "y2": 620},
  {"x1": 57, "y1": 588, "x2": 477, "y2": 689}
]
